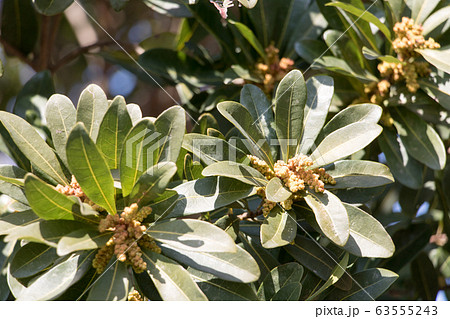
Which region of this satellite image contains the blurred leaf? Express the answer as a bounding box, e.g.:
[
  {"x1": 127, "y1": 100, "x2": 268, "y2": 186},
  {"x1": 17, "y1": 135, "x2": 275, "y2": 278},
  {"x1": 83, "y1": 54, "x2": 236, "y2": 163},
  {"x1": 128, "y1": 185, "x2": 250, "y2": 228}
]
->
[
  {"x1": 76, "y1": 84, "x2": 109, "y2": 142},
  {"x1": 229, "y1": 20, "x2": 267, "y2": 60},
  {"x1": 265, "y1": 177, "x2": 292, "y2": 202},
  {"x1": 119, "y1": 118, "x2": 157, "y2": 197},
  {"x1": 378, "y1": 129, "x2": 423, "y2": 189},
  {"x1": 295, "y1": 39, "x2": 329, "y2": 64},
  {"x1": 325, "y1": 268, "x2": 398, "y2": 301},
  {"x1": 417, "y1": 48, "x2": 450, "y2": 75},
  {"x1": 57, "y1": 229, "x2": 111, "y2": 256},
  {"x1": 218, "y1": 101, "x2": 273, "y2": 168},
  {"x1": 142, "y1": 249, "x2": 207, "y2": 301},
  {"x1": 0, "y1": 111, "x2": 66, "y2": 185},
  {"x1": 391, "y1": 108, "x2": 446, "y2": 170},
  {"x1": 423, "y1": 7, "x2": 450, "y2": 36},
  {"x1": 142, "y1": 0, "x2": 192, "y2": 17},
  {"x1": 66, "y1": 123, "x2": 116, "y2": 215},
  {"x1": 0, "y1": 238, "x2": 16, "y2": 300},
  {"x1": 168, "y1": 176, "x2": 254, "y2": 217},
  {"x1": 257, "y1": 262, "x2": 303, "y2": 301},
  {"x1": 298, "y1": 75, "x2": 334, "y2": 154},
  {"x1": 275, "y1": 70, "x2": 307, "y2": 161},
  {"x1": 343, "y1": 204, "x2": 395, "y2": 258},
  {"x1": 406, "y1": 0, "x2": 440, "y2": 24},
  {"x1": 304, "y1": 189, "x2": 349, "y2": 246},
  {"x1": 419, "y1": 72, "x2": 450, "y2": 111},
  {"x1": 148, "y1": 219, "x2": 236, "y2": 253},
  {"x1": 1, "y1": 0, "x2": 38, "y2": 54},
  {"x1": 202, "y1": 161, "x2": 267, "y2": 186},
  {"x1": 261, "y1": 207, "x2": 297, "y2": 249},
  {"x1": 109, "y1": 0, "x2": 129, "y2": 11},
  {"x1": 411, "y1": 252, "x2": 439, "y2": 301},
  {"x1": 96, "y1": 96, "x2": 132, "y2": 169},
  {"x1": 32, "y1": 0, "x2": 74, "y2": 15},
  {"x1": 0, "y1": 165, "x2": 27, "y2": 204},
  {"x1": 325, "y1": 160, "x2": 394, "y2": 189},
  {"x1": 0, "y1": 210, "x2": 40, "y2": 236},
  {"x1": 46, "y1": 94, "x2": 76, "y2": 168},
  {"x1": 129, "y1": 162, "x2": 177, "y2": 207},
  {"x1": 189, "y1": 268, "x2": 258, "y2": 301},
  {"x1": 161, "y1": 243, "x2": 260, "y2": 283},
  {"x1": 87, "y1": 260, "x2": 129, "y2": 301},
  {"x1": 10, "y1": 243, "x2": 58, "y2": 279}
]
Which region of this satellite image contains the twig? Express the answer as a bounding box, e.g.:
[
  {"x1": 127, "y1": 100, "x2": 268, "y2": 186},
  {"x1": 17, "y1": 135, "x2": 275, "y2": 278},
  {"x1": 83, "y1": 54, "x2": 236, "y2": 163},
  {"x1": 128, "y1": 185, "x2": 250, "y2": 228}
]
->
[{"x1": 0, "y1": 36, "x2": 37, "y2": 71}]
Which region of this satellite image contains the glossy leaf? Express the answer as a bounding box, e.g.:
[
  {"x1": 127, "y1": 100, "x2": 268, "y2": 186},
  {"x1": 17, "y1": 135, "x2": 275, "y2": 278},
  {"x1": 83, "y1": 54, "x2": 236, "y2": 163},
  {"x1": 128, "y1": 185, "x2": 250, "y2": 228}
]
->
[
  {"x1": 0, "y1": 111, "x2": 67, "y2": 185},
  {"x1": 168, "y1": 176, "x2": 255, "y2": 217},
  {"x1": 45, "y1": 94, "x2": 76, "y2": 168},
  {"x1": 142, "y1": 249, "x2": 207, "y2": 301},
  {"x1": 218, "y1": 101, "x2": 273, "y2": 168},
  {"x1": 265, "y1": 177, "x2": 292, "y2": 202},
  {"x1": 391, "y1": 108, "x2": 446, "y2": 170},
  {"x1": 202, "y1": 161, "x2": 267, "y2": 187},
  {"x1": 261, "y1": 207, "x2": 297, "y2": 249},
  {"x1": 148, "y1": 219, "x2": 236, "y2": 253},
  {"x1": 298, "y1": 75, "x2": 334, "y2": 154},
  {"x1": 127, "y1": 103, "x2": 142, "y2": 125},
  {"x1": 67, "y1": 123, "x2": 116, "y2": 214},
  {"x1": 419, "y1": 73, "x2": 450, "y2": 111},
  {"x1": 32, "y1": 0, "x2": 74, "y2": 15},
  {"x1": 0, "y1": 210, "x2": 40, "y2": 236},
  {"x1": 310, "y1": 123, "x2": 382, "y2": 169},
  {"x1": 275, "y1": 70, "x2": 307, "y2": 161},
  {"x1": 96, "y1": 96, "x2": 133, "y2": 169},
  {"x1": 76, "y1": 84, "x2": 109, "y2": 142},
  {"x1": 0, "y1": 165, "x2": 27, "y2": 204},
  {"x1": 229, "y1": 20, "x2": 266, "y2": 60},
  {"x1": 304, "y1": 189, "x2": 349, "y2": 246},
  {"x1": 417, "y1": 48, "x2": 450, "y2": 75},
  {"x1": 87, "y1": 260, "x2": 130, "y2": 301},
  {"x1": 128, "y1": 161, "x2": 177, "y2": 207},
  {"x1": 271, "y1": 282, "x2": 302, "y2": 301},
  {"x1": 325, "y1": 160, "x2": 394, "y2": 189},
  {"x1": 257, "y1": 262, "x2": 303, "y2": 301},
  {"x1": 10, "y1": 243, "x2": 58, "y2": 279},
  {"x1": 57, "y1": 229, "x2": 111, "y2": 256},
  {"x1": 325, "y1": 268, "x2": 398, "y2": 301},
  {"x1": 161, "y1": 243, "x2": 260, "y2": 283}
]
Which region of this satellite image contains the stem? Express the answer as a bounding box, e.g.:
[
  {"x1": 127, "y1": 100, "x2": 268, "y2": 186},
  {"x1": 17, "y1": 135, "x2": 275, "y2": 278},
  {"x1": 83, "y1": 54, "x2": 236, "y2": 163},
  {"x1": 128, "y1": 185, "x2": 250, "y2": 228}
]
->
[{"x1": 0, "y1": 36, "x2": 37, "y2": 71}]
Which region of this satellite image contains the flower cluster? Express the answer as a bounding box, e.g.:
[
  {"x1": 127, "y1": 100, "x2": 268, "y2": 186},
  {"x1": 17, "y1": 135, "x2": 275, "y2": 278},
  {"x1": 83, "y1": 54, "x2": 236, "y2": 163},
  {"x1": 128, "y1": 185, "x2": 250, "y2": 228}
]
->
[
  {"x1": 249, "y1": 154, "x2": 336, "y2": 215},
  {"x1": 253, "y1": 45, "x2": 294, "y2": 94},
  {"x1": 92, "y1": 204, "x2": 160, "y2": 274},
  {"x1": 128, "y1": 289, "x2": 145, "y2": 301},
  {"x1": 56, "y1": 176, "x2": 104, "y2": 211}
]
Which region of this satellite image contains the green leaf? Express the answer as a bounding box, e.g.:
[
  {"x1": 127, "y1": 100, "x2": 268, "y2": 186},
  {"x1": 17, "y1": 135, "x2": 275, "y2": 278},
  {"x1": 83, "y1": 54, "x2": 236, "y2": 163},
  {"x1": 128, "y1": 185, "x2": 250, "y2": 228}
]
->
[
  {"x1": 317, "y1": 103, "x2": 382, "y2": 143},
  {"x1": 257, "y1": 262, "x2": 303, "y2": 301},
  {"x1": 326, "y1": 2, "x2": 391, "y2": 39},
  {"x1": 161, "y1": 243, "x2": 260, "y2": 283},
  {"x1": 411, "y1": 252, "x2": 439, "y2": 300},
  {"x1": 325, "y1": 160, "x2": 394, "y2": 189},
  {"x1": 275, "y1": 70, "x2": 307, "y2": 161},
  {"x1": 343, "y1": 204, "x2": 395, "y2": 258},
  {"x1": 391, "y1": 108, "x2": 446, "y2": 170},
  {"x1": 419, "y1": 73, "x2": 450, "y2": 111},
  {"x1": 148, "y1": 219, "x2": 236, "y2": 253},
  {"x1": 32, "y1": 0, "x2": 74, "y2": 15},
  {"x1": 66, "y1": 123, "x2": 116, "y2": 214},
  {"x1": 417, "y1": 48, "x2": 450, "y2": 75},
  {"x1": 142, "y1": 249, "x2": 207, "y2": 301},
  {"x1": 150, "y1": 190, "x2": 179, "y2": 220},
  {"x1": 284, "y1": 236, "x2": 352, "y2": 290},
  {"x1": 57, "y1": 229, "x2": 111, "y2": 256},
  {"x1": 378, "y1": 129, "x2": 423, "y2": 189},
  {"x1": 76, "y1": 84, "x2": 109, "y2": 142},
  {"x1": 168, "y1": 176, "x2": 255, "y2": 217},
  {"x1": 261, "y1": 207, "x2": 297, "y2": 249},
  {"x1": 407, "y1": 0, "x2": 440, "y2": 24},
  {"x1": 423, "y1": 6, "x2": 450, "y2": 36},
  {"x1": 12, "y1": 250, "x2": 94, "y2": 301},
  {"x1": 184, "y1": 154, "x2": 203, "y2": 181},
  {"x1": 271, "y1": 282, "x2": 302, "y2": 301},
  {"x1": 304, "y1": 189, "x2": 349, "y2": 246},
  {"x1": 202, "y1": 161, "x2": 267, "y2": 187},
  {"x1": 153, "y1": 105, "x2": 186, "y2": 164},
  {"x1": 325, "y1": 268, "x2": 398, "y2": 301},
  {"x1": 295, "y1": 39, "x2": 329, "y2": 64},
  {"x1": 310, "y1": 123, "x2": 382, "y2": 169},
  {"x1": 218, "y1": 101, "x2": 273, "y2": 168},
  {"x1": 189, "y1": 268, "x2": 258, "y2": 301},
  {"x1": 229, "y1": 20, "x2": 267, "y2": 61},
  {"x1": 1, "y1": 0, "x2": 38, "y2": 55},
  {"x1": 119, "y1": 119, "x2": 157, "y2": 197},
  {"x1": 182, "y1": 133, "x2": 247, "y2": 165},
  {"x1": 265, "y1": 177, "x2": 292, "y2": 202},
  {"x1": 10, "y1": 243, "x2": 58, "y2": 279},
  {"x1": 298, "y1": 75, "x2": 334, "y2": 155},
  {"x1": 128, "y1": 162, "x2": 177, "y2": 207},
  {"x1": 362, "y1": 47, "x2": 401, "y2": 63},
  {"x1": 0, "y1": 121, "x2": 30, "y2": 170},
  {"x1": 24, "y1": 174, "x2": 96, "y2": 222},
  {"x1": 126, "y1": 103, "x2": 142, "y2": 125},
  {"x1": 0, "y1": 111, "x2": 67, "y2": 185},
  {"x1": 45, "y1": 94, "x2": 76, "y2": 168},
  {"x1": 96, "y1": 96, "x2": 132, "y2": 169},
  {"x1": 312, "y1": 56, "x2": 378, "y2": 82},
  {"x1": 87, "y1": 260, "x2": 130, "y2": 301},
  {"x1": 0, "y1": 165, "x2": 27, "y2": 204},
  {"x1": 0, "y1": 210, "x2": 40, "y2": 236},
  {"x1": 240, "y1": 84, "x2": 277, "y2": 158}
]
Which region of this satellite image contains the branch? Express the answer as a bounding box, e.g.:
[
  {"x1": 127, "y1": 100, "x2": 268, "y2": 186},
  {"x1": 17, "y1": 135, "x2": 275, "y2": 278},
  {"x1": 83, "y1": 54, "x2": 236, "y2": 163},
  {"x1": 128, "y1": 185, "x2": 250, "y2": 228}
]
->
[{"x1": 0, "y1": 36, "x2": 37, "y2": 71}]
